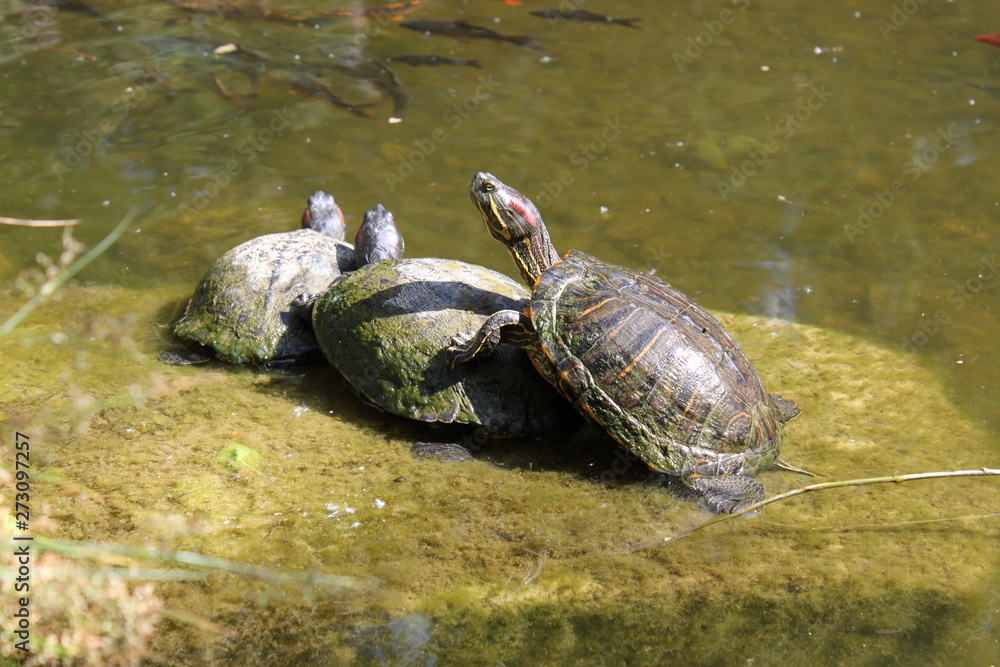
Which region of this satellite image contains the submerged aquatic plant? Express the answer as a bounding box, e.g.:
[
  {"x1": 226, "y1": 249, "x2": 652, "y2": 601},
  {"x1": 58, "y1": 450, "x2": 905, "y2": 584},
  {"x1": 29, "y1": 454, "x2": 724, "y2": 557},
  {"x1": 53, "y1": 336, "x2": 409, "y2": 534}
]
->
[
  {"x1": 0, "y1": 208, "x2": 135, "y2": 339},
  {"x1": 1, "y1": 208, "x2": 369, "y2": 663}
]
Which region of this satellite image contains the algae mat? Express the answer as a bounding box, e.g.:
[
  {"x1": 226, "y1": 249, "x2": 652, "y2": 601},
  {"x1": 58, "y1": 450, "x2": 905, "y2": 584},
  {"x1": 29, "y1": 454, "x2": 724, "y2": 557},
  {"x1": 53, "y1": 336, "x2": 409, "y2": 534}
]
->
[{"x1": 1, "y1": 284, "x2": 997, "y2": 665}]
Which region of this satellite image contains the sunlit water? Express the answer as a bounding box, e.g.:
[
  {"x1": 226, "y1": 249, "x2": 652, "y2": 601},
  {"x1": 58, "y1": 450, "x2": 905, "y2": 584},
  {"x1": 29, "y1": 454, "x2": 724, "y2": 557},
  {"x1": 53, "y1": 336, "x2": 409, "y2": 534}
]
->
[{"x1": 1, "y1": 0, "x2": 997, "y2": 664}]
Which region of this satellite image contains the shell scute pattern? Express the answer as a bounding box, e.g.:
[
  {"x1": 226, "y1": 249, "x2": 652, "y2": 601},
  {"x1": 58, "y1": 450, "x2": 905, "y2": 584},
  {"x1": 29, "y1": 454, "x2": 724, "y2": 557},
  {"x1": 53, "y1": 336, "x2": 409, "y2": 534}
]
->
[{"x1": 532, "y1": 251, "x2": 782, "y2": 474}]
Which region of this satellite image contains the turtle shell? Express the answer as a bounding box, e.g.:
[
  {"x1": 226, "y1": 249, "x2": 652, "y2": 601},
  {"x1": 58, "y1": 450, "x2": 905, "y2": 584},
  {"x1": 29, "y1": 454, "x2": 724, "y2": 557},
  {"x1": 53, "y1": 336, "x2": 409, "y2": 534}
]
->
[
  {"x1": 528, "y1": 250, "x2": 796, "y2": 477},
  {"x1": 313, "y1": 257, "x2": 575, "y2": 436},
  {"x1": 174, "y1": 229, "x2": 354, "y2": 364}
]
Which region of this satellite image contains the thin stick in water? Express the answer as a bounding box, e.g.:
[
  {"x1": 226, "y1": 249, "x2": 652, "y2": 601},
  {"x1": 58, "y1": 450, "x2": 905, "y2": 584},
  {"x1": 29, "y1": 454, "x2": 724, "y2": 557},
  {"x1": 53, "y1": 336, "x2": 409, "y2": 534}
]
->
[
  {"x1": 0, "y1": 216, "x2": 80, "y2": 227},
  {"x1": 649, "y1": 468, "x2": 1000, "y2": 549}
]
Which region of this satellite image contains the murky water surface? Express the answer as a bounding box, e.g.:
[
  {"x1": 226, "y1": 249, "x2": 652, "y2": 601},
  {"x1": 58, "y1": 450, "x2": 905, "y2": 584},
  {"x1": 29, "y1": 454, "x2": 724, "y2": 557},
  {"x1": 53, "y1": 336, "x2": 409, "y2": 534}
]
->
[{"x1": 1, "y1": 0, "x2": 998, "y2": 664}]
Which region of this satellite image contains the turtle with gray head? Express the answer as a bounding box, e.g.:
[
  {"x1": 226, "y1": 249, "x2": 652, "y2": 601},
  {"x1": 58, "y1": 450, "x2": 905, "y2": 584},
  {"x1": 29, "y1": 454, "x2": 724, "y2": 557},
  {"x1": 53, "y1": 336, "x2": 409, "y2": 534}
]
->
[
  {"x1": 164, "y1": 191, "x2": 355, "y2": 365},
  {"x1": 311, "y1": 203, "x2": 577, "y2": 439}
]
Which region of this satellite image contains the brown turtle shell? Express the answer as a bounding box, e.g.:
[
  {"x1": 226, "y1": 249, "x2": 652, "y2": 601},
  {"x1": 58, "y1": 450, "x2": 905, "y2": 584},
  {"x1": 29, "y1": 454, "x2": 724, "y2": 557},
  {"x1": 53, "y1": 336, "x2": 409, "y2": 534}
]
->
[{"x1": 528, "y1": 250, "x2": 798, "y2": 478}]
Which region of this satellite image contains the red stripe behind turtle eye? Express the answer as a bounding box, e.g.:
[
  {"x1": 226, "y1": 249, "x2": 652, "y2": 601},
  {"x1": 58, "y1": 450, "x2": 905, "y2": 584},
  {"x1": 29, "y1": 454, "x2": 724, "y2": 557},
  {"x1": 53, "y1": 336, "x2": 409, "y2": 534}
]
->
[{"x1": 507, "y1": 198, "x2": 537, "y2": 228}]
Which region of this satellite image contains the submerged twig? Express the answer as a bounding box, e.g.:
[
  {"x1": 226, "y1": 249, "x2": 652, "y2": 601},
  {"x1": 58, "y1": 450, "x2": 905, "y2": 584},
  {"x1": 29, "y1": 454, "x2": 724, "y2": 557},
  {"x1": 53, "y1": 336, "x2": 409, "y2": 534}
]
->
[
  {"x1": 0, "y1": 207, "x2": 136, "y2": 339},
  {"x1": 42, "y1": 45, "x2": 98, "y2": 61},
  {"x1": 522, "y1": 548, "x2": 550, "y2": 585},
  {"x1": 159, "y1": 607, "x2": 238, "y2": 638},
  {"x1": 648, "y1": 468, "x2": 1000, "y2": 549},
  {"x1": 0, "y1": 215, "x2": 80, "y2": 227}
]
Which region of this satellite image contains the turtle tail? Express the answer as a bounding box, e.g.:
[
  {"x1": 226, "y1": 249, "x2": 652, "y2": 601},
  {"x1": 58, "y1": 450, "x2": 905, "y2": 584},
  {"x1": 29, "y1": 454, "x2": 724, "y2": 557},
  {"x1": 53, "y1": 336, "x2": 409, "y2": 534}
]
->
[{"x1": 769, "y1": 393, "x2": 801, "y2": 423}]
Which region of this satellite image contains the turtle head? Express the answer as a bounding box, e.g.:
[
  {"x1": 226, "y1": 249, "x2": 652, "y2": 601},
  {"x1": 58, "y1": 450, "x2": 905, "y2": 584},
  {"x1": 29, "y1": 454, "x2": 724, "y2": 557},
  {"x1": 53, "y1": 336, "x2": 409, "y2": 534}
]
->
[
  {"x1": 469, "y1": 172, "x2": 560, "y2": 286},
  {"x1": 302, "y1": 191, "x2": 346, "y2": 240},
  {"x1": 354, "y1": 203, "x2": 404, "y2": 267}
]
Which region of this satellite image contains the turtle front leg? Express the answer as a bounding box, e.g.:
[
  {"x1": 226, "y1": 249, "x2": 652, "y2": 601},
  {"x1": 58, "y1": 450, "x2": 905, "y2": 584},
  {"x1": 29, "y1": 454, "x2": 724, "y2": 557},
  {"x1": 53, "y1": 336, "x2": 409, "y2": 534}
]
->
[
  {"x1": 290, "y1": 292, "x2": 320, "y2": 319},
  {"x1": 447, "y1": 309, "x2": 535, "y2": 366},
  {"x1": 684, "y1": 475, "x2": 765, "y2": 514}
]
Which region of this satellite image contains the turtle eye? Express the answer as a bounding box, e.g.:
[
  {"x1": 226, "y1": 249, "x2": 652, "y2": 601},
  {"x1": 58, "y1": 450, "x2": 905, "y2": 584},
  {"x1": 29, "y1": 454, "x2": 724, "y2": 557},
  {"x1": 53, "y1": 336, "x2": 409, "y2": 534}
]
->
[{"x1": 482, "y1": 182, "x2": 496, "y2": 193}]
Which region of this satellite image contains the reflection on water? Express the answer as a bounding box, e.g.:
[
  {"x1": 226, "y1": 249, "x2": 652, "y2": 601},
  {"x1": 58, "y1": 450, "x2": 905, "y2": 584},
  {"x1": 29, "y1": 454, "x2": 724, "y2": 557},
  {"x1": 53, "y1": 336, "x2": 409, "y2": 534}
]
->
[{"x1": 0, "y1": 0, "x2": 997, "y2": 664}]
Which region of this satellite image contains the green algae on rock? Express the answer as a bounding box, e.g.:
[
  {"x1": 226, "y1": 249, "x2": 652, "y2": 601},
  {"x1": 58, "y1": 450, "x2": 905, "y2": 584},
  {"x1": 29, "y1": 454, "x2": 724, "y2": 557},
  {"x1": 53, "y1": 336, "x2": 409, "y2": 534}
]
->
[
  {"x1": 172, "y1": 192, "x2": 354, "y2": 365},
  {"x1": 312, "y1": 257, "x2": 579, "y2": 437},
  {"x1": 216, "y1": 443, "x2": 262, "y2": 474},
  {"x1": 2, "y1": 284, "x2": 997, "y2": 665}
]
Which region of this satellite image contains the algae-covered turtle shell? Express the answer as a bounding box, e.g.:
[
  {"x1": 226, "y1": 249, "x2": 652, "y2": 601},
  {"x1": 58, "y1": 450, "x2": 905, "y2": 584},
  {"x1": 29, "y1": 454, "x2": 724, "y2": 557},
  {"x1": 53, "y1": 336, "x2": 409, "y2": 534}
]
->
[
  {"x1": 173, "y1": 191, "x2": 354, "y2": 364},
  {"x1": 312, "y1": 257, "x2": 576, "y2": 437}
]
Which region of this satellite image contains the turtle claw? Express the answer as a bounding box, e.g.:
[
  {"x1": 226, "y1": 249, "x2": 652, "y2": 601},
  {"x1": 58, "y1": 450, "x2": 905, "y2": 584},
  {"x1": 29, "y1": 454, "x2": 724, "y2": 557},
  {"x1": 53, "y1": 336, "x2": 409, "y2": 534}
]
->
[
  {"x1": 685, "y1": 475, "x2": 765, "y2": 514},
  {"x1": 446, "y1": 334, "x2": 475, "y2": 367},
  {"x1": 291, "y1": 292, "x2": 319, "y2": 317}
]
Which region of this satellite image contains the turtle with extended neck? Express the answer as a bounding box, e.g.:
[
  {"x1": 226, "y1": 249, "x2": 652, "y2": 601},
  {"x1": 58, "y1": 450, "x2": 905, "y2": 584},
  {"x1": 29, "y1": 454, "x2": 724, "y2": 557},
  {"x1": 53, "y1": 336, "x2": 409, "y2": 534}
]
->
[{"x1": 448, "y1": 172, "x2": 808, "y2": 512}]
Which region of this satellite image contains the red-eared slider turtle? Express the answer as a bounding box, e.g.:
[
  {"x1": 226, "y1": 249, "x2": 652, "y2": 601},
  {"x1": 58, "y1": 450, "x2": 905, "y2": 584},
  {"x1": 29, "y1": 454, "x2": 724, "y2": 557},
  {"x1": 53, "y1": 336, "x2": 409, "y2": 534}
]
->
[
  {"x1": 353, "y1": 203, "x2": 405, "y2": 264},
  {"x1": 311, "y1": 204, "x2": 576, "y2": 438},
  {"x1": 449, "y1": 172, "x2": 805, "y2": 512},
  {"x1": 169, "y1": 191, "x2": 354, "y2": 364}
]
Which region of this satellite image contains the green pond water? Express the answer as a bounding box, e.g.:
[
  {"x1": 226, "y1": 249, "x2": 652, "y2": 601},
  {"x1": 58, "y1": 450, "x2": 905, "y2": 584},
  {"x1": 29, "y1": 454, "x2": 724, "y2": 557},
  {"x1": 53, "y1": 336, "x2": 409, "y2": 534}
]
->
[{"x1": 1, "y1": 0, "x2": 998, "y2": 664}]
